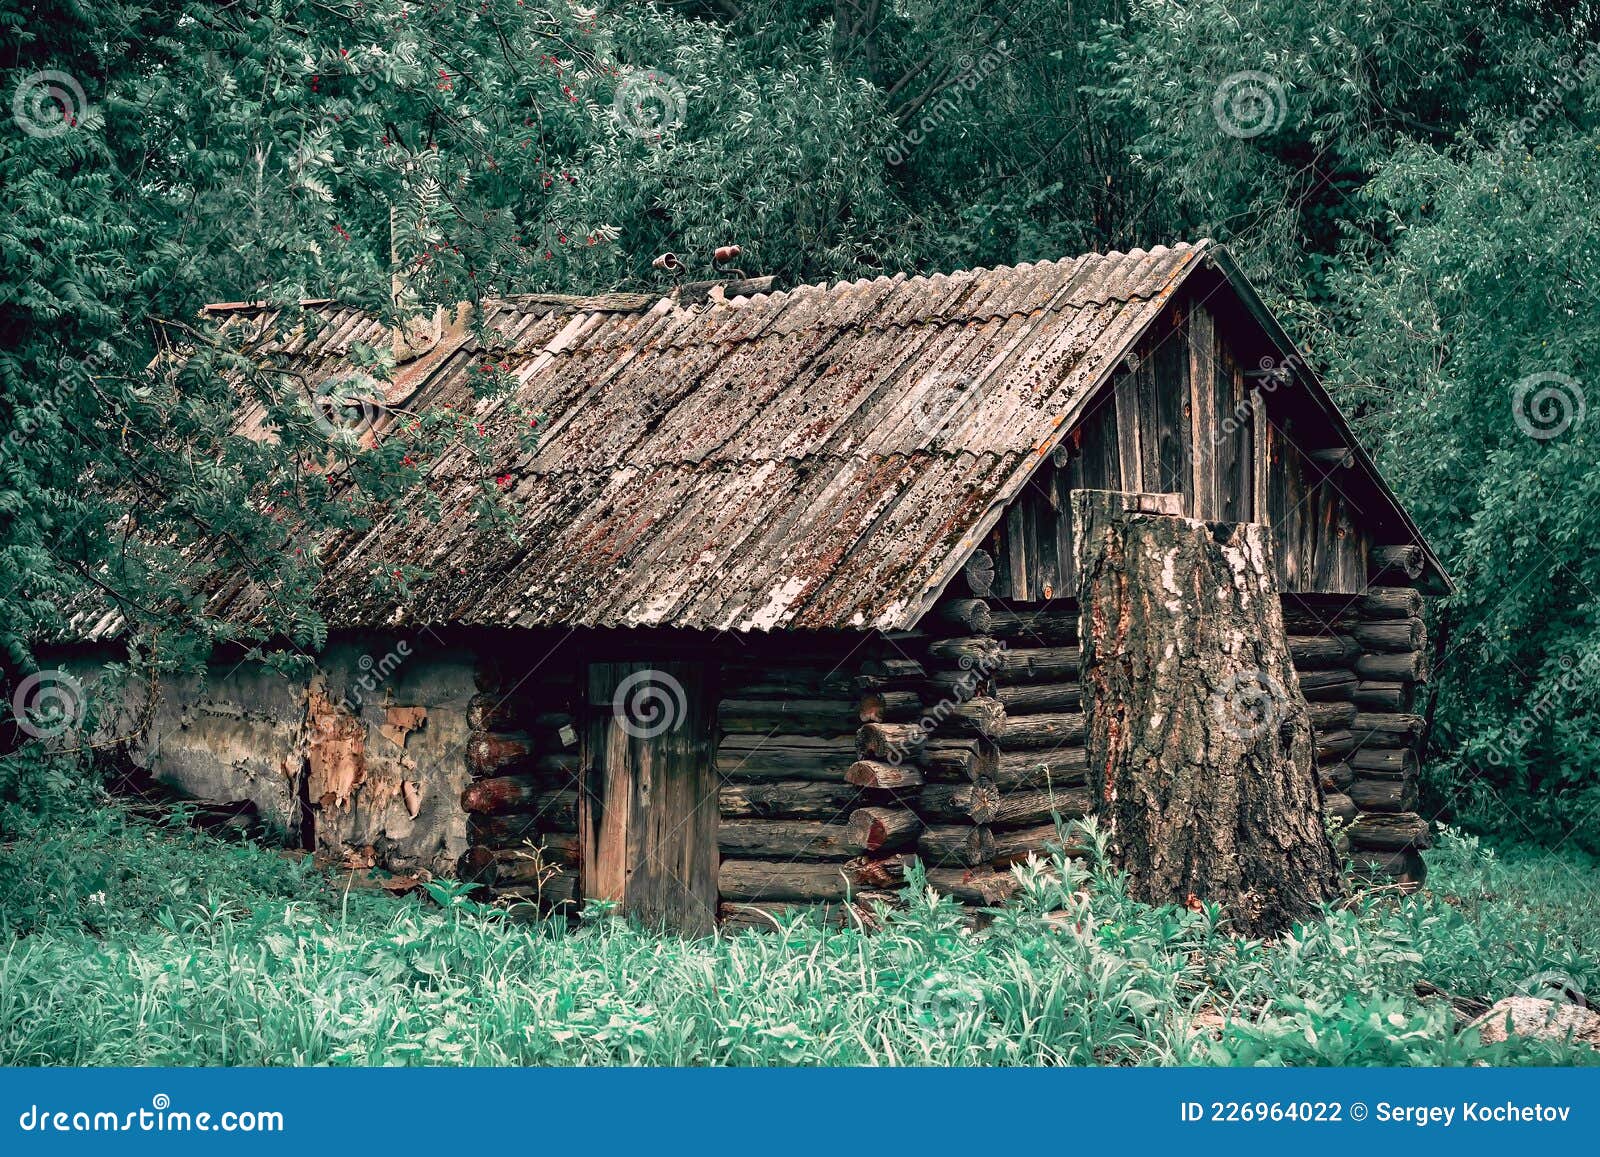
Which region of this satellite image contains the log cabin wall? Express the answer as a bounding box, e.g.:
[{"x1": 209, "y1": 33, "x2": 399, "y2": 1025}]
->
[
  {"x1": 846, "y1": 603, "x2": 1084, "y2": 911},
  {"x1": 459, "y1": 649, "x2": 583, "y2": 913},
  {"x1": 714, "y1": 642, "x2": 874, "y2": 931},
  {"x1": 1281, "y1": 547, "x2": 1434, "y2": 887},
  {"x1": 942, "y1": 287, "x2": 1435, "y2": 893},
  {"x1": 1280, "y1": 592, "x2": 1362, "y2": 852},
  {"x1": 461, "y1": 630, "x2": 944, "y2": 929},
  {"x1": 714, "y1": 629, "x2": 1033, "y2": 927},
  {"x1": 62, "y1": 635, "x2": 481, "y2": 877},
  {"x1": 985, "y1": 295, "x2": 1372, "y2": 601},
  {"x1": 1346, "y1": 547, "x2": 1434, "y2": 887},
  {"x1": 866, "y1": 584, "x2": 1433, "y2": 902},
  {"x1": 456, "y1": 549, "x2": 1432, "y2": 924}
]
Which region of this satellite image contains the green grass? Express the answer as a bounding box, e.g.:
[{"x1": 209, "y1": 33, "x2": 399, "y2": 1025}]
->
[{"x1": 1, "y1": 803, "x2": 1597, "y2": 1066}]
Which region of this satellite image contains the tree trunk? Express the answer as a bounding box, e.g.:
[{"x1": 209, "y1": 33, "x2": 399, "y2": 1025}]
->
[{"x1": 1073, "y1": 489, "x2": 1340, "y2": 937}]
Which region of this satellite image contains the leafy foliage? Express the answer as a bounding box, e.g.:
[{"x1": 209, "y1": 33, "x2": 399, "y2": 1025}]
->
[{"x1": 1320, "y1": 130, "x2": 1600, "y2": 845}]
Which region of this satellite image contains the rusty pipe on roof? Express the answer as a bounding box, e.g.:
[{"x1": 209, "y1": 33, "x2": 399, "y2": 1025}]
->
[{"x1": 652, "y1": 252, "x2": 683, "y2": 272}]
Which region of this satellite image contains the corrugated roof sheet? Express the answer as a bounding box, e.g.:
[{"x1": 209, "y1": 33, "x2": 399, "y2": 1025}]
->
[{"x1": 151, "y1": 243, "x2": 1213, "y2": 636}]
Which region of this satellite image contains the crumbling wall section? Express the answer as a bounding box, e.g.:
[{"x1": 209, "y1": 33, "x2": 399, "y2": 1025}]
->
[{"x1": 121, "y1": 635, "x2": 475, "y2": 876}]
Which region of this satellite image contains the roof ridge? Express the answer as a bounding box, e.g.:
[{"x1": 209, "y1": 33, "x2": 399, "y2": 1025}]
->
[{"x1": 199, "y1": 241, "x2": 1213, "y2": 318}]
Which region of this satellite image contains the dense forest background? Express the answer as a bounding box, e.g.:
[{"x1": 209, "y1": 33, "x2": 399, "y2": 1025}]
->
[{"x1": 3, "y1": 0, "x2": 1599, "y2": 850}]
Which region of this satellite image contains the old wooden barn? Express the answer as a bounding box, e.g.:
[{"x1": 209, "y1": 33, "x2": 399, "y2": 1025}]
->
[{"x1": 71, "y1": 240, "x2": 1447, "y2": 934}]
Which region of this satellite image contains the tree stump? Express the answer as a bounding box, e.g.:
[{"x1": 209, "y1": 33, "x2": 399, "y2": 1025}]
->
[{"x1": 1072, "y1": 490, "x2": 1340, "y2": 937}]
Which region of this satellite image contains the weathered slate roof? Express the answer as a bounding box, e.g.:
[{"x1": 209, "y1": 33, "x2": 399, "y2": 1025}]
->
[{"x1": 69, "y1": 239, "x2": 1433, "y2": 642}]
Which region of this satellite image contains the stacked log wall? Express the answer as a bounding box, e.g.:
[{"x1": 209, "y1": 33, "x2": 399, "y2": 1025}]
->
[
  {"x1": 1283, "y1": 550, "x2": 1432, "y2": 888},
  {"x1": 715, "y1": 647, "x2": 878, "y2": 930},
  {"x1": 1280, "y1": 591, "x2": 1363, "y2": 855},
  {"x1": 880, "y1": 576, "x2": 1433, "y2": 906},
  {"x1": 456, "y1": 549, "x2": 1434, "y2": 929},
  {"x1": 849, "y1": 594, "x2": 1090, "y2": 911},
  {"x1": 1344, "y1": 546, "x2": 1433, "y2": 888},
  {"x1": 981, "y1": 604, "x2": 1090, "y2": 877},
  {"x1": 458, "y1": 662, "x2": 583, "y2": 914}
]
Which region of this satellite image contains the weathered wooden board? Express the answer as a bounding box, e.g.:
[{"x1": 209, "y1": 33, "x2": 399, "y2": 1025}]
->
[
  {"x1": 976, "y1": 296, "x2": 1382, "y2": 599},
  {"x1": 582, "y1": 661, "x2": 718, "y2": 935}
]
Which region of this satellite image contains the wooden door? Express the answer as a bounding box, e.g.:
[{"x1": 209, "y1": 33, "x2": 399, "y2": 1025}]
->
[{"x1": 580, "y1": 662, "x2": 718, "y2": 935}]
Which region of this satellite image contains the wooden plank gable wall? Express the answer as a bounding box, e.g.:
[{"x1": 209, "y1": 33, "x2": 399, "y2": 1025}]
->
[{"x1": 989, "y1": 297, "x2": 1371, "y2": 599}]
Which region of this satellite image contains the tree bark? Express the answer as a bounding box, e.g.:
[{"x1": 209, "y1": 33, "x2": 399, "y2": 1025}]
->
[
  {"x1": 991, "y1": 822, "x2": 1091, "y2": 865},
  {"x1": 995, "y1": 711, "x2": 1085, "y2": 749},
  {"x1": 1073, "y1": 489, "x2": 1340, "y2": 937},
  {"x1": 718, "y1": 860, "x2": 852, "y2": 903},
  {"x1": 987, "y1": 607, "x2": 1080, "y2": 644},
  {"x1": 917, "y1": 779, "x2": 1000, "y2": 824},
  {"x1": 857, "y1": 690, "x2": 923, "y2": 722},
  {"x1": 931, "y1": 598, "x2": 993, "y2": 635},
  {"x1": 842, "y1": 805, "x2": 921, "y2": 853},
  {"x1": 992, "y1": 747, "x2": 1088, "y2": 790},
  {"x1": 717, "y1": 735, "x2": 857, "y2": 781}
]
